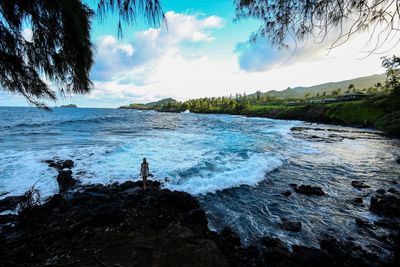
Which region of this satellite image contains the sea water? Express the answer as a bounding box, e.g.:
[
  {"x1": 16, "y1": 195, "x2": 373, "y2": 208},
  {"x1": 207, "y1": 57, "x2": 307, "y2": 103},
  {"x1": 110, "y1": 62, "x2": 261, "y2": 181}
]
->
[{"x1": 0, "y1": 107, "x2": 399, "y2": 253}]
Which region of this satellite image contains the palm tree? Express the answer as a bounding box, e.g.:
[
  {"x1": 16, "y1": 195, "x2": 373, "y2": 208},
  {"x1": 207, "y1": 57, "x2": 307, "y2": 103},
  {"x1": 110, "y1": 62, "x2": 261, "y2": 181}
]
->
[{"x1": 0, "y1": 0, "x2": 163, "y2": 108}]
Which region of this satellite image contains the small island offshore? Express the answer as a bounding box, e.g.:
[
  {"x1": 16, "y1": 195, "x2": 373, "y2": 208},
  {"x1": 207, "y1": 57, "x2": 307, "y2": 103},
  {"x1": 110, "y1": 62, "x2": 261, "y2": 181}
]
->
[
  {"x1": 60, "y1": 104, "x2": 78, "y2": 108},
  {"x1": 1, "y1": 1, "x2": 400, "y2": 267}
]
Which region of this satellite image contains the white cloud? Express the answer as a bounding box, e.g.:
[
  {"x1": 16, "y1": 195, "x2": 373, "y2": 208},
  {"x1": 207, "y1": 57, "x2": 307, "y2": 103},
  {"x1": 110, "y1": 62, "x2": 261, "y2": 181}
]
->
[
  {"x1": 75, "y1": 11, "x2": 399, "y2": 108},
  {"x1": 91, "y1": 11, "x2": 224, "y2": 82},
  {"x1": 236, "y1": 22, "x2": 400, "y2": 73}
]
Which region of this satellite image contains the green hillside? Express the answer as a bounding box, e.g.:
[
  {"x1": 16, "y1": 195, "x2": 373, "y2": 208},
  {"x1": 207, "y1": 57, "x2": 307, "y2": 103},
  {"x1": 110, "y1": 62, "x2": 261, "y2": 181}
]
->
[
  {"x1": 258, "y1": 73, "x2": 386, "y2": 98},
  {"x1": 119, "y1": 98, "x2": 178, "y2": 110},
  {"x1": 145, "y1": 98, "x2": 178, "y2": 107}
]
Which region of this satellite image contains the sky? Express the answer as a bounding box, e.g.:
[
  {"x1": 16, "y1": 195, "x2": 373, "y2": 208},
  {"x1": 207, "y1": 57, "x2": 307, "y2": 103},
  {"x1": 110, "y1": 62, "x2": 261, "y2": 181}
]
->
[{"x1": 1, "y1": 0, "x2": 400, "y2": 108}]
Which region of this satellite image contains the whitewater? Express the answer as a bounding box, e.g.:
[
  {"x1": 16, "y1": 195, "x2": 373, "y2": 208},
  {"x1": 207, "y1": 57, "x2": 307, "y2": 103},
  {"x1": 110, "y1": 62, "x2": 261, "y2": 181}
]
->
[{"x1": 0, "y1": 107, "x2": 399, "y2": 252}]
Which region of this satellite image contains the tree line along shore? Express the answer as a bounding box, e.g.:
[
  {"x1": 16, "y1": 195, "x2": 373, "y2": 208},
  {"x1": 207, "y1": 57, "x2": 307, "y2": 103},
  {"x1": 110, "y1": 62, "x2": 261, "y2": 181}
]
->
[{"x1": 120, "y1": 57, "x2": 400, "y2": 136}]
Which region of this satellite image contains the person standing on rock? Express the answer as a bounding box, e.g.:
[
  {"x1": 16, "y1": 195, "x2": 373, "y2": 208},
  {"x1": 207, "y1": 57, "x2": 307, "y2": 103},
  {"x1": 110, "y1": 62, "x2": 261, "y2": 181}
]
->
[{"x1": 140, "y1": 158, "x2": 150, "y2": 190}]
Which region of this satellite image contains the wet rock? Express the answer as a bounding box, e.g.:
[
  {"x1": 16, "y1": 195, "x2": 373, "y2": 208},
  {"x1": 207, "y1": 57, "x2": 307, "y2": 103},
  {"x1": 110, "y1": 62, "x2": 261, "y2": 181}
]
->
[
  {"x1": 294, "y1": 184, "x2": 325, "y2": 196},
  {"x1": 376, "y1": 189, "x2": 386, "y2": 195},
  {"x1": 388, "y1": 188, "x2": 397, "y2": 194},
  {"x1": 396, "y1": 157, "x2": 400, "y2": 164},
  {"x1": 219, "y1": 227, "x2": 241, "y2": 249},
  {"x1": 291, "y1": 245, "x2": 333, "y2": 266},
  {"x1": 48, "y1": 161, "x2": 58, "y2": 168},
  {"x1": 0, "y1": 214, "x2": 18, "y2": 224},
  {"x1": 0, "y1": 180, "x2": 394, "y2": 267},
  {"x1": 281, "y1": 190, "x2": 292, "y2": 197},
  {"x1": 56, "y1": 170, "x2": 76, "y2": 193},
  {"x1": 0, "y1": 195, "x2": 27, "y2": 212},
  {"x1": 319, "y1": 235, "x2": 383, "y2": 266},
  {"x1": 62, "y1": 159, "x2": 74, "y2": 169},
  {"x1": 374, "y1": 218, "x2": 400, "y2": 230},
  {"x1": 370, "y1": 193, "x2": 400, "y2": 217},
  {"x1": 122, "y1": 187, "x2": 142, "y2": 196},
  {"x1": 351, "y1": 180, "x2": 370, "y2": 189},
  {"x1": 319, "y1": 235, "x2": 343, "y2": 253},
  {"x1": 44, "y1": 159, "x2": 74, "y2": 170},
  {"x1": 355, "y1": 218, "x2": 374, "y2": 228},
  {"x1": 353, "y1": 197, "x2": 363, "y2": 204},
  {"x1": 184, "y1": 208, "x2": 207, "y2": 228},
  {"x1": 280, "y1": 219, "x2": 302, "y2": 232},
  {"x1": 260, "y1": 236, "x2": 290, "y2": 265}
]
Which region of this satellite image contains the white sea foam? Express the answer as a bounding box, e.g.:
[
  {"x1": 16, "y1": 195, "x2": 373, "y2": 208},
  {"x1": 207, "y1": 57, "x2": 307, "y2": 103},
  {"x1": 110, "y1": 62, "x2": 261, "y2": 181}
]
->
[
  {"x1": 0, "y1": 107, "x2": 297, "y2": 198},
  {"x1": 165, "y1": 153, "x2": 284, "y2": 195}
]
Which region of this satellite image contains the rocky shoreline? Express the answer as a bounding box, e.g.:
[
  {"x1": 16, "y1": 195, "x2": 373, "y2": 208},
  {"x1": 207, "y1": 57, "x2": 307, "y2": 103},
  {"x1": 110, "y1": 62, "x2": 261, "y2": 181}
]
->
[{"x1": 0, "y1": 160, "x2": 399, "y2": 266}]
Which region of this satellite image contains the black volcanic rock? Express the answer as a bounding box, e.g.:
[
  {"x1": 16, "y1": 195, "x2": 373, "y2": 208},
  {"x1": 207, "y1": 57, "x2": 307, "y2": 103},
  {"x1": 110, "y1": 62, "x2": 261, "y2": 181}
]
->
[
  {"x1": 56, "y1": 170, "x2": 76, "y2": 192},
  {"x1": 377, "y1": 189, "x2": 386, "y2": 195},
  {"x1": 260, "y1": 236, "x2": 291, "y2": 265},
  {"x1": 0, "y1": 214, "x2": 18, "y2": 224},
  {"x1": 0, "y1": 181, "x2": 230, "y2": 267},
  {"x1": 44, "y1": 159, "x2": 75, "y2": 170},
  {"x1": 280, "y1": 219, "x2": 302, "y2": 232},
  {"x1": 62, "y1": 159, "x2": 74, "y2": 169},
  {"x1": 0, "y1": 195, "x2": 27, "y2": 212},
  {"x1": 370, "y1": 193, "x2": 400, "y2": 217},
  {"x1": 294, "y1": 184, "x2": 325, "y2": 196},
  {"x1": 388, "y1": 188, "x2": 397, "y2": 194},
  {"x1": 356, "y1": 218, "x2": 373, "y2": 228},
  {"x1": 0, "y1": 181, "x2": 396, "y2": 267},
  {"x1": 351, "y1": 180, "x2": 370, "y2": 189},
  {"x1": 281, "y1": 190, "x2": 292, "y2": 197}
]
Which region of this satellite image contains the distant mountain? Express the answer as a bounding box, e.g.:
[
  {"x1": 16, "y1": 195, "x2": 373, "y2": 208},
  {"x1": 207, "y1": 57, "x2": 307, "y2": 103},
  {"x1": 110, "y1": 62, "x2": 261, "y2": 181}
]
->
[
  {"x1": 254, "y1": 73, "x2": 386, "y2": 98},
  {"x1": 120, "y1": 98, "x2": 178, "y2": 109},
  {"x1": 60, "y1": 104, "x2": 77, "y2": 108},
  {"x1": 144, "y1": 98, "x2": 178, "y2": 107}
]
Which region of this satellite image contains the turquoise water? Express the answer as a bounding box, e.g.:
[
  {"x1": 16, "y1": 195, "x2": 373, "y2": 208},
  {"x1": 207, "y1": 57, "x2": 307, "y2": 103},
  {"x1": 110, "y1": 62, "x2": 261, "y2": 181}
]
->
[{"x1": 0, "y1": 107, "x2": 399, "y2": 253}]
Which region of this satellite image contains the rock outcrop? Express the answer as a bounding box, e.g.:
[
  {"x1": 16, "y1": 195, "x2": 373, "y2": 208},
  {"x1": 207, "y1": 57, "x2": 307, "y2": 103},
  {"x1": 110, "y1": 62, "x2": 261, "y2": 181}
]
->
[
  {"x1": 293, "y1": 184, "x2": 325, "y2": 196},
  {"x1": 351, "y1": 180, "x2": 370, "y2": 189},
  {"x1": 56, "y1": 170, "x2": 77, "y2": 192},
  {"x1": 370, "y1": 192, "x2": 400, "y2": 217},
  {"x1": 0, "y1": 181, "x2": 396, "y2": 266}
]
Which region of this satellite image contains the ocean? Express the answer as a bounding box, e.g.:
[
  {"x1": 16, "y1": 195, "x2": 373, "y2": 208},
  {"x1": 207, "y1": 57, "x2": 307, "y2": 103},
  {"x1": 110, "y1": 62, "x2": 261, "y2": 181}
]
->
[{"x1": 0, "y1": 106, "x2": 399, "y2": 253}]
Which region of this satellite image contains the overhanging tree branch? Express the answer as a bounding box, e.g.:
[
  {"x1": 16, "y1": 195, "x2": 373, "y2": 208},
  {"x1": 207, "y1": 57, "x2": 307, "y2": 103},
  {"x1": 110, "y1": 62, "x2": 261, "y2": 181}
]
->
[{"x1": 0, "y1": 0, "x2": 164, "y2": 108}]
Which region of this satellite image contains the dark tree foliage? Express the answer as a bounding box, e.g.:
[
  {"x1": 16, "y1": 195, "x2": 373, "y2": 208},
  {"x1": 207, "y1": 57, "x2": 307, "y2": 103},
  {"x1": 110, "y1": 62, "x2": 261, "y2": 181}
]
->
[
  {"x1": 0, "y1": 0, "x2": 163, "y2": 108},
  {"x1": 235, "y1": 0, "x2": 400, "y2": 50},
  {"x1": 96, "y1": 0, "x2": 164, "y2": 38},
  {"x1": 382, "y1": 55, "x2": 400, "y2": 95}
]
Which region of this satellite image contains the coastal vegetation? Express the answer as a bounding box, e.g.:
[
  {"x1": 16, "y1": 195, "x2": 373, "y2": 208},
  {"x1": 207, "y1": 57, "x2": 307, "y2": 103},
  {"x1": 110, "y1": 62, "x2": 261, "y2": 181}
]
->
[
  {"x1": 1, "y1": 1, "x2": 400, "y2": 107},
  {"x1": 121, "y1": 56, "x2": 400, "y2": 135},
  {"x1": 120, "y1": 98, "x2": 177, "y2": 110},
  {"x1": 1, "y1": 1, "x2": 400, "y2": 266}
]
